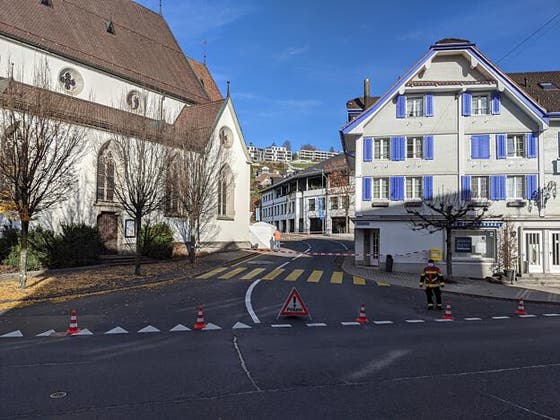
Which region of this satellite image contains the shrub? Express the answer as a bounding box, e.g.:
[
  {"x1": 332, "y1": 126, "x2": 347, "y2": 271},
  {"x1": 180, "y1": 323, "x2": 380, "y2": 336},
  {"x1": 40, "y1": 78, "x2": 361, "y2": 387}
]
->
[
  {"x1": 3, "y1": 244, "x2": 43, "y2": 271},
  {"x1": 0, "y1": 225, "x2": 19, "y2": 261},
  {"x1": 141, "y1": 222, "x2": 174, "y2": 259}
]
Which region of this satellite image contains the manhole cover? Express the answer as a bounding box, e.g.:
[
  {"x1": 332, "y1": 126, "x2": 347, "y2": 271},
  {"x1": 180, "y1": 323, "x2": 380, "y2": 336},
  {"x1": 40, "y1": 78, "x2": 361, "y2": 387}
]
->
[{"x1": 49, "y1": 391, "x2": 67, "y2": 399}]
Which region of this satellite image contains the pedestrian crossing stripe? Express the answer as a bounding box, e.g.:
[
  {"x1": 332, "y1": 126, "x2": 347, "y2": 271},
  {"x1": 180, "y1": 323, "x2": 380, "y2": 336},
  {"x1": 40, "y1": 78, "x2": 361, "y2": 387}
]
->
[
  {"x1": 376, "y1": 282, "x2": 390, "y2": 287},
  {"x1": 218, "y1": 267, "x2": 246, "y2": 279},
  {"x1": 240, "y1": 268, "x2": 266, "y2": 280},
  {"x1": 285, "y1": 269, "x2": 304, "y2": 281},
  {"x1": 307, "y1": 270, "x2": 322, "y2": 283},
  {"x1": 353, "y1": 276, "x2": 366, "y2": 286},
  {"x1": 330, "y1": 271, "x2": 343, "y2": 284},
  {"x1": 197, "y1": 266, "x2": 228, "y2": 279},
  {"x1": 262, "y1": 269, "x2": 285, "y2": 280}
]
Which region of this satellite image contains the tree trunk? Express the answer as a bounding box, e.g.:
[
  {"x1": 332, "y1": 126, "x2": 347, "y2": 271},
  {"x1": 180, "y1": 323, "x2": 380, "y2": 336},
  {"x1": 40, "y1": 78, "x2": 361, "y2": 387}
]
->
[
  {"x1": 134, "y1": 215, "x2": 142, "y2": 275},
  {"x1": 19, "y1": 220, "x2": 29, "y2": 289},
  {"x1": 445, "y1": 227, "x2": 453, "y2": 281}
]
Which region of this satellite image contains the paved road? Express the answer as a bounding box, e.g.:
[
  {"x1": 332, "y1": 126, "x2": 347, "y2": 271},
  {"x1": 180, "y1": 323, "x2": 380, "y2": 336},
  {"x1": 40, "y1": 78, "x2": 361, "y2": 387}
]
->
[{"x1": 2, "y1": 237, "x2": 560, "y2": 419}]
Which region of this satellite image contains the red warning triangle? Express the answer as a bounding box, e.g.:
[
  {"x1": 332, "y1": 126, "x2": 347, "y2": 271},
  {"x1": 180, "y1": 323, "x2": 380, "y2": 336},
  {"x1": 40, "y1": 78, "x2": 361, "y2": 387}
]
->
[{"x1": 278, "y1": 287, "x2": 310, "y2": 318}]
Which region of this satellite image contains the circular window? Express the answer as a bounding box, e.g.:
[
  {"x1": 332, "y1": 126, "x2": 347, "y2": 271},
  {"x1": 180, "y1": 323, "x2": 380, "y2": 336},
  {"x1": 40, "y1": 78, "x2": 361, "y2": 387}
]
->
[
  {"x1": 219, "y1": 126, "x2": 233, "y2": 149},
  {"x1": 58, "y1": 68, "x2": 83, "y2": 95},
  {"x1": 126, "y1": 90, "x2": 144, "y2": 111}
]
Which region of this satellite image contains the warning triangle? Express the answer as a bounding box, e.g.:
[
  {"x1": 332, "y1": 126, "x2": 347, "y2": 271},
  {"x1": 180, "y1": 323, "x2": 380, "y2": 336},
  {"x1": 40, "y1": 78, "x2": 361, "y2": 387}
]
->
[{"x1": 278, "y1": 287, "x2": 310, "y2": 318}]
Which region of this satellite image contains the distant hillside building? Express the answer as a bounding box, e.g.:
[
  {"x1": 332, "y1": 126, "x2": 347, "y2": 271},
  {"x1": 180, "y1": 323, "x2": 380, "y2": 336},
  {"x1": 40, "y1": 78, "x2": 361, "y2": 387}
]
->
[
  {"x1": 297, "y1": 148, "x2": 339, "y2": 162},
  {"x1": 248, "y1": 145, "x2": 292, "y2": 163}
]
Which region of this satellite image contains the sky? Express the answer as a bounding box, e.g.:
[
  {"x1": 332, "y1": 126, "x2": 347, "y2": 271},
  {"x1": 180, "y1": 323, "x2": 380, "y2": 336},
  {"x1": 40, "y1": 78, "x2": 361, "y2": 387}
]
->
[{"x1": 137, "y1": 0, "x2": 560, "y2": 152}]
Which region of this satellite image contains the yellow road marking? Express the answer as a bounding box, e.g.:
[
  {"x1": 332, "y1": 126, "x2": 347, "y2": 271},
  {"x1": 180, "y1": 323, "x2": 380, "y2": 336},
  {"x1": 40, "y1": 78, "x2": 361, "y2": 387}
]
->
[
  {"x1": 197, "y1": 266, "x2": 228, "y2": 279},
  {"x1": 285, "y1": 269, "x2": 304, "y2": 281},
  {"x1": 377, "y1": 282, "x2": 390, "y2": 287},
  {"x1": 262, "y1": 269, "x2": 285, "y2": 280},
  {"x1": 353, "y1": 276, "x2": 366, "y2": 286},
  {"x1": 218, "y1": 267, "x2": 246, "y2": 279},
  {"x1": 330, "y1": 271, "x2": 343, "y2": 284},
  {"x1": 307, "y1": 270, "x2": 323, "y2": 283},
  {"x1": 240, "y1": 268, "x2": 266, "y2": 280}
]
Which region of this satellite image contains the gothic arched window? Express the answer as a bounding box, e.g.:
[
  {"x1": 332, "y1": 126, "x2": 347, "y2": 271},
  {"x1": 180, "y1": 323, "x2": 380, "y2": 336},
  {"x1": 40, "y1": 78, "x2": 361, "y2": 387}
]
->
[
  {"x1": 97, "y1": 144, "x2": 115, "y2": 202},
  {"x1": 217, "y1": 165, "x2": 234, "y2": 218}
]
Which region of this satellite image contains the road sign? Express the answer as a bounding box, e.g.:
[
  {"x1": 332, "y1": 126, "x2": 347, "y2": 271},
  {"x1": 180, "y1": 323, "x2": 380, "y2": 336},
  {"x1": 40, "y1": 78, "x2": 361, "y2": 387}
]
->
[{"x1": 278, "y1": 287, "x2": 310, "y2": 319}]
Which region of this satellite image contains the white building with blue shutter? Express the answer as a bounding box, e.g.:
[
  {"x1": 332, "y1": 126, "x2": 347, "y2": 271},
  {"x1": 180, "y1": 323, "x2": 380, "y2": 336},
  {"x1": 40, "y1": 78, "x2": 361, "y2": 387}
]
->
[{"x1": 340, "y1": 38, "x2": 560, "y2": 278}]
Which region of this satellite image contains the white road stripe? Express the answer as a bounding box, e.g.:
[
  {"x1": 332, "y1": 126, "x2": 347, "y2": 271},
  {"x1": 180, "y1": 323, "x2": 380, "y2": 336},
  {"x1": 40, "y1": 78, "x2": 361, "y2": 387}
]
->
[
  {"x1": 464, "y1": 317, "x2": 482, "y2": 321},
  {"x1": 435, "y1": 319, "x2": 454, "y2": 322},
  {"x1": 492, "y1": 316, "x2": 510, "y2": 320},
  {"x1": 373, "y1": 320, "x2": 393, "y2": 325},
  {"x1": 245, "y1": 279, "x2": 262, "y2": 324},
  {"x1": 271, "y1": 324, "x2": 292, "y2": 328},
  {"x1": 518, "y1": 314, "x2": 537, "y2": 318},
  {"x1": 405, "y1": 320, "x2": 425, "y2": 323},
  {"x1": 306, "y1": 323, "x2": 327, "y2": 327},
  {"x1": 341, "y1": 321, "x2": 361, "y2": 326},
  {"x1": 543, "y1": 313, "x2": 560, "y2": 317}
]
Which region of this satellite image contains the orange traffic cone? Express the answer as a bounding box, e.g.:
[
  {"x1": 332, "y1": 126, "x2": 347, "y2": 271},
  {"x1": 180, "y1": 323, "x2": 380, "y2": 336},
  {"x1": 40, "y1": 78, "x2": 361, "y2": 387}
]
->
[
  {"x1": 194, "y1": 306, "x2": 207, "y2": 330},
  {"x1": 515, "y1": 299, "x2": 527, "y2": 315},
  {"x1": 356, "y1": 303, "x2": 369, "y2": 324},
  {"x1": 66, "y1": 309, "x2": 81, "y2": 335},
  {"x1": 442, "y1": 304, "x2": 454, "y2": 320}
]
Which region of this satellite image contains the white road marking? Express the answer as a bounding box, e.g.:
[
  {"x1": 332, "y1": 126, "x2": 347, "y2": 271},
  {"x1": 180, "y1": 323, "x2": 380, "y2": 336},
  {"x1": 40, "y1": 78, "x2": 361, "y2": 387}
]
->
[
  {"x1": 405, "y1": 320, "x2": 425, "y2": 323},
  {"x1": 518, "y1": 314, "x2": 537, "y2": 318},
  {"x1": 105, "y1": 327, "x2": 128, "y2": 334},
  {"x1": 271, "y1": 324, "x2": 292, "y2": 328},
  {"x1": 346, "y1": 349, "x2": 409, "y2": 381},
  {"x1": 543, "y1": 313, "x2": 560, "y2": 317},
  {"x1": 1, "y1": 330, "x2": 23, "y2": 338},
  {"x1": 435, "y1": 319, "x2": 454, "y2": 322},
  {"x1": 373, "y1": 321, "x2": 393, "y2": 325},
  {"x1": 306, "y1": 323, "x2": 327, "y2": 327},
  {"x1": 233, "y1": 336, "x2": 262, "y2": 392},
  {"x1": 170, "y1": 324, "x2": 190, "y2": 332},
  {"x1": 202, "y1": 323, "x2": 222, "y2": 331},
  {"x1": 138, "y1": 325, "x2": 160, "y2": 333},
  {"x1": 491, "y1": 316, "x2": 510, "y2": 320},
  {"x1": 464, "y1": 317, "x2": 482, "y2": 321},
  {"x1": 73, "y1": 328, "x2": 93, "y2": 336},
  {"x1": 36, "y1": 329, "x2": 56, "y2": 337},
  {"x1": 245, "y1": 279, "x2": 262, "y2": 324},
  {"x1": 232, "y1": 322, "x2": 252, "y2": 329},
  {"x1": 341, "y1": 321, "x2": 361, "y2": 326}
]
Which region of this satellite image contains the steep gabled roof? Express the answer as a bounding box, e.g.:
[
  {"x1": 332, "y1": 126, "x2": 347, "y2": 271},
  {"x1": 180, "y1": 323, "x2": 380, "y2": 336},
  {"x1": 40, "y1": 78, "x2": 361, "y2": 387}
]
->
[
  {"x1": 173, "y1": 99, "x2": 226, "y2": 146},
  {"x1": 508, "y1": 71, "x2": 560, "y2": 113},
  {"x1": 0, "y1": 0, "x2": 211, "y2": 103},
  {"x1": 187, "y1": 58, "x2": 223, "y2": 102}
]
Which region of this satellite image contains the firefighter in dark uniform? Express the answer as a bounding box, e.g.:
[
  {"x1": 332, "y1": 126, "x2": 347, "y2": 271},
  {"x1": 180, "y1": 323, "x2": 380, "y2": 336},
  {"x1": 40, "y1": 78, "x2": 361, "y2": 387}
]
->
[{"x1": 419, "y1": 259, "x2": 445, "y2": 310}]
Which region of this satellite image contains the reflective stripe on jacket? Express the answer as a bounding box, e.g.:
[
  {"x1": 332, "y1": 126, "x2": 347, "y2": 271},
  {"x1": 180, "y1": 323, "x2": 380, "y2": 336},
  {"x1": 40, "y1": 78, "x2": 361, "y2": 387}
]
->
[{"x1": 420, "y1": 266, "x2": 444, "y2": 287}]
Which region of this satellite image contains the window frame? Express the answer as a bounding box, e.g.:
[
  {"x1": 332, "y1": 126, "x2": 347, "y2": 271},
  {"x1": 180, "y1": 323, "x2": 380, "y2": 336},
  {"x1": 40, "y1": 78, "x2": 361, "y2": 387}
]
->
[
  {"x1": 506, "y1": 134, "x2": 526, "y2": 158},
  {"x1": 308, "y1": 198, "x2": 316, "y2": 212},
  {"x1": 372, "y1": 177, "x2": 390, "y2": 200},
  {"x1": 373, "y1": 137, "x2": 390, "y2": 160},
  {"x1": 406, "y1": 136, "x2": 423, "y2": 159},
  {"x1": 471, "y1": 176, "x2": 489, "y2": 200},
  {"x1": 471, "y1": 94, "x2": 490, "y2": 115},
  {"x1": 507, "y1": 175, "x2": 525, "y2": 199},
  {"x1": 406, "y1": 96, "x2": 424, "y2": 117},
  {"x1": 405, "y1": 176, "x2": 423, "y2": 200}
]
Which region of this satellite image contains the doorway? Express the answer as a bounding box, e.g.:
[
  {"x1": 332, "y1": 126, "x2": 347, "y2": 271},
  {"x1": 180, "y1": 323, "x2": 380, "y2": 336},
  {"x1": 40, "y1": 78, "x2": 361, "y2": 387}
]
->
[
  {"x1": 97, "y1": 212, "x2": 118, "y2": 254},
  {"x1": 525, "y1": 231, "x2": 542, "y2": 273}
]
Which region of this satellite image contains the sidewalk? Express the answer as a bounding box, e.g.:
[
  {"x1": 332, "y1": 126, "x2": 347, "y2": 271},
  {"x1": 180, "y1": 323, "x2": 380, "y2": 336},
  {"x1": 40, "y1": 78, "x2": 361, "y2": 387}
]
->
[{"x1": 342, "y1": 257, "x2": 560, "y2": 304}]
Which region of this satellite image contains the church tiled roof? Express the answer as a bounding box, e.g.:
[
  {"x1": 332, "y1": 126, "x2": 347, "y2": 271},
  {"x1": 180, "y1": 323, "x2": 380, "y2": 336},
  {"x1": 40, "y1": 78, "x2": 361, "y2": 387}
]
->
[{"x1": 0, "y1": 0, "x2": 212, "y2": 104}]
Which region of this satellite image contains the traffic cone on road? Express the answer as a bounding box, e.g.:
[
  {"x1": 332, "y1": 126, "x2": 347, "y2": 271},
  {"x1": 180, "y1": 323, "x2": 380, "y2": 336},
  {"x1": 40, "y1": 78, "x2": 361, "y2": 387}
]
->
[
  {"x1": 515, "y1": 299, "x2": 527, "y2": 315},
  {"x1": 356, "y1": 303, "x2": 369, "y2": 324},
  {"x1": 66, "y1": 309, "x2": 81, "y2": 335},
  {"x1": 193, "y1": 306, "x2": 207, "y2": 330},
  {"x1": 442, "y1": 304, "x2": 454, "y2": 320}
]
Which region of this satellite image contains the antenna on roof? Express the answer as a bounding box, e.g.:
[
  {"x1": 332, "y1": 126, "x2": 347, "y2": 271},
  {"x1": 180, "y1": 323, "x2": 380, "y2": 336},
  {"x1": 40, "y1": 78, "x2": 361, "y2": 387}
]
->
[
  {"x1": 159, "y1": 0, "x2": 163, "y2": 15},
  {"x1": 226, "y1": 81, "x2": 230, "y2": 98},
  {"x1": 202, "y1": 40, "x2": 207, "y2": 65}
]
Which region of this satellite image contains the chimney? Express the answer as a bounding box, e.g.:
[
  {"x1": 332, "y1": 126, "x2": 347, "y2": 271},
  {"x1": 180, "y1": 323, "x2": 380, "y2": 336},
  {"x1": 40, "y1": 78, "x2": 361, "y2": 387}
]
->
[
  {"x1": 524, "y1": 77, "x2": 528, "y2": 87},
  {"x1": 363, "y1": 78, "x2": 371, "y2": 109}
]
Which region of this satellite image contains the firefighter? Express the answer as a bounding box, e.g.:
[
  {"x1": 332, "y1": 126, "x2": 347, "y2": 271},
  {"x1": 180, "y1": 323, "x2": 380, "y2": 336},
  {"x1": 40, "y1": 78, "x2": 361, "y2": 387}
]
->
[{"x1": 419, "y1": 259, "x2": 445, "y2": 310}]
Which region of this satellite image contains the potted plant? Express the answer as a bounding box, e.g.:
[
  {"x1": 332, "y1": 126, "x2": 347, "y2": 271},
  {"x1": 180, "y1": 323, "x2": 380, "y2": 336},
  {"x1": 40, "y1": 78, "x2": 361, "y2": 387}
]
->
[{"x1": 498, "y1": 222, "x2": 518, "y2": 283}]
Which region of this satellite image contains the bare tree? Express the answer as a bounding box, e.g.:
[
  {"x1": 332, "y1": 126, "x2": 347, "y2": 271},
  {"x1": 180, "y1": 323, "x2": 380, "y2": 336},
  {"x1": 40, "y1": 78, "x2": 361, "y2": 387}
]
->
[
  {"x1": 111, "y1": 98, "x2": 171, "y2": 275},
  {"x1": 174, "y1": 133, "x2": 231, "y2": 262},
  {"x1": 0, "y1": 71, "x2": 85, "y2": 288},
  {"x1": 405, "y1": 193, "x2": 494, "y2": 280},
  {"x1": 327, "y1": 167, "x2": 353, "y2": 233}
]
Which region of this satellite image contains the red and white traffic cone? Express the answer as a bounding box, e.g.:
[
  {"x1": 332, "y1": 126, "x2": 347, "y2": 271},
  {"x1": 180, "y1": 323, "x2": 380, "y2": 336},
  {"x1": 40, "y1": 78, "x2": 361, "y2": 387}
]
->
[
  {"x1": 442, "y1": 304, "x2": 454, "y2": 320},
  {"x1": 193, "y1": 306, "x2": 207, "y2": 330},
  {"x1": 66, "y1": 309, "x2": 81, "y2": 335},
  {"x1": 356, "y1": 303, "x2": 369, "y2": 324},
  {"x1": 515, "y1": 299, "x2": 527, "y2": 315}
]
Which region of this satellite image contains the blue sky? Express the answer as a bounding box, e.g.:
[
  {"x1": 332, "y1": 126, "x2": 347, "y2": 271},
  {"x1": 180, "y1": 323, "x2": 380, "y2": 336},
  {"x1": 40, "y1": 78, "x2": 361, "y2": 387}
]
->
[{"x1": 137, "y1": 0, "x2": 560, "y2": 152}]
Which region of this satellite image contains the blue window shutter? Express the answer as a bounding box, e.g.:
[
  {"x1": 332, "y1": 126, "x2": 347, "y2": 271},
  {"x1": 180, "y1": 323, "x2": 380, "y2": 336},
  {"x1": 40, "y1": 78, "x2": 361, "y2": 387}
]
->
[
  {"x1": 425, "y1": 94, "x2": 434, "y2": 117},
  {"x1": 490, "y1": 176, "x2": 497, "y2": 200},
  {"x1": 423, "y1": 176, "x2": 433, "y2": 200},
  {"x1": 399, "y1": 136, "x2": 406, "y2": 161},
  {"x1": 499, "y1": 175, "x2": 506, "y2": 200},
  {"x1": 363, "y1": 137, "x2": 373, "y2": 162},
  {"x1": 461, "y1": 176, "x2": 471, "y2": 201},
  {"x1": 423, "y1": 135, "x2": 434, "y2": 160},
  {"x1": 471, "y1": 136, "x2": 480, "y2": 159},
  {"x1": 462, "y1": 92, "x2": 472, "y2": 116},
  {"x1": 396, "y1": 95, "x2": 406, "y2": 118},
  {"x1": 362, "y1": 177, "x2": 372, "y2": 201},
  {"x1": 390, "y1": 137, "x2": 399, "y2": 161},
  {"x1": 527, "y1": 133, "x2": 537, "y2": 158},
  {"x1": 479, "y1": 135, "x2": 490, "y2": 159},
  {"x1": 491, "y1": 175, "x2": 506, "y2": 200},
  {"x1": 525, "y1": 174, "x2": 537, "y2": 200},
  {"x1": 496, "y1": 134, "x2": 507, "y2": 159},
  {"x1": 390, "y1": 176, "x2": 404, "y2": 201},
  {"x1": 491, "y1": 92, "x2": 501, "y2": 115}
]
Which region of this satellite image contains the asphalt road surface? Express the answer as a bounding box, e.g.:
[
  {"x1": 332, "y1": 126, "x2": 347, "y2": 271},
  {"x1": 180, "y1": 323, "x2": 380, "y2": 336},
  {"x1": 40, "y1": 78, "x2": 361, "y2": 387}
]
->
[{"x1": 2, "y1": 237, "x2": 560, "y2": 419}]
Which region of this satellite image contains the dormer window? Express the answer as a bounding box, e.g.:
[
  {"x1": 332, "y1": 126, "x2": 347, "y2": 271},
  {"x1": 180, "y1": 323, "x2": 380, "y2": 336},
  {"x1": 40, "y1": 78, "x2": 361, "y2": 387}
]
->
[
  {"x1": 105, "y1": 20, "x2": 115, "y2": 35},
  {"x1": 40, "y1": 0, "x2": 53, "y2": 6},
  {"x1": 538, "y1": 82, "x2": 559, "y2": 90}
]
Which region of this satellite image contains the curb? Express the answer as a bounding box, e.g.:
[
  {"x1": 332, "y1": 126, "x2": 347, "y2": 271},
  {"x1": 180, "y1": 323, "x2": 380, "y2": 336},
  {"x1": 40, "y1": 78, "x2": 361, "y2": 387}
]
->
[{"x1": 0, "y1": 251, "x2": 260, "y2": 305}]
